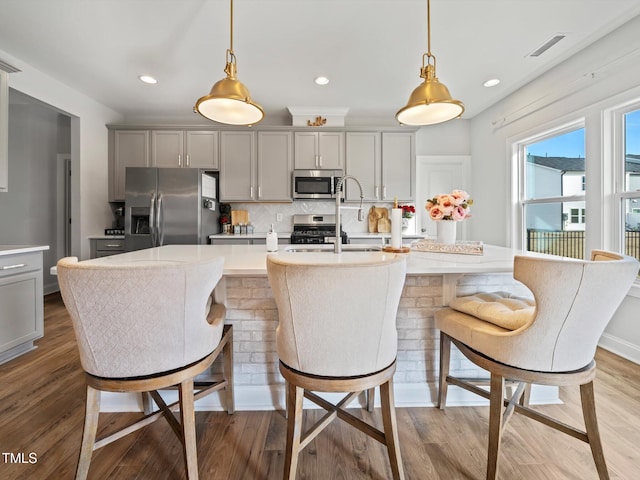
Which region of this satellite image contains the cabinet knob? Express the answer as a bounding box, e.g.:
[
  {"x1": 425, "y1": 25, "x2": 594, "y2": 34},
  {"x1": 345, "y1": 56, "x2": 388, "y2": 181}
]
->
[{"x1": 178, "y1": 154, "x2": 182, "y2": 167}]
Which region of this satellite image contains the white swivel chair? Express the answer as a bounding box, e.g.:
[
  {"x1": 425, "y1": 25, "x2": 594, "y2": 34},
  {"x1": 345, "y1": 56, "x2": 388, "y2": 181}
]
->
[
  {"x1": 267, "y1": 253, "x2": 408, "y2": 480},
  {"x1": 57, "y1": 257, "x2": 234, "y2": 480},
  {"x1": 435, "y1": 250, "x2": 639, "y2": 479}
]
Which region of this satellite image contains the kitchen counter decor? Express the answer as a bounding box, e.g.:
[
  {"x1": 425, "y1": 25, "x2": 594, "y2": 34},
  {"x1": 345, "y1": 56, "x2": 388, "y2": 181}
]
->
[
  {"x1": 426, "y1": 190, "x2": 473, "y2": 245},
  {"x1": 411, "y1": 239, "x2": 483, "y2": 256}
]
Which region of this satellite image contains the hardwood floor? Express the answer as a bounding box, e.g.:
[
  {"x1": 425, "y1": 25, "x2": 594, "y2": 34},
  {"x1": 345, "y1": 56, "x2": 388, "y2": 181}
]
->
[{"x1": 1, "y1": 293, "x2": 639, "y2": 479}]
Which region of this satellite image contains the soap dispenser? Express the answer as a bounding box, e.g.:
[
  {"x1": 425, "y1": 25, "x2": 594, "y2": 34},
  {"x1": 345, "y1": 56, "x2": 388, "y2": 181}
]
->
[{"x1": 266, "y1": 224, "x2": 278, "y2": 252}]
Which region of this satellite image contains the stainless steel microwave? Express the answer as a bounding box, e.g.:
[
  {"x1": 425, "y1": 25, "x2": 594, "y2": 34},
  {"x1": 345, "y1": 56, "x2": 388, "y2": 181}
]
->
[{"x1": 292, "y1": 170, "x2": 343, "y2": 200}]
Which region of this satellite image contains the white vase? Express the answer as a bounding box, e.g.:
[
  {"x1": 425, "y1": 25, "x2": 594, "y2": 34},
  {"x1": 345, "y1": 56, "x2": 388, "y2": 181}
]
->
[
  {"x1": 401, "y1": 217, "x2": 414, "y2": 234},
  {"x1": 436, "y1": 221, "x2": 457, "y2": 244}
]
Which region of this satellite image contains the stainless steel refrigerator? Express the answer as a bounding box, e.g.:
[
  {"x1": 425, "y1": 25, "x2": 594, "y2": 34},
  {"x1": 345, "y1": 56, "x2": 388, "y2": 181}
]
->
[{"x1": 124, "y1": 167, "x2": 219, "y2": 252}]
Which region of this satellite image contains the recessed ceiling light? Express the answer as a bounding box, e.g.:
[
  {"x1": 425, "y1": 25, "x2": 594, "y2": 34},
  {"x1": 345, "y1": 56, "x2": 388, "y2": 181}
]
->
[
  {"x1": 138, "y1": 75, "x2": 158, "y2": 84},
  {"x1": 483, "y1": 78, "x2": 500, "y2": 87},
  {"x1": 314, "y1": 76, "x2": 330, "y2": 86}
]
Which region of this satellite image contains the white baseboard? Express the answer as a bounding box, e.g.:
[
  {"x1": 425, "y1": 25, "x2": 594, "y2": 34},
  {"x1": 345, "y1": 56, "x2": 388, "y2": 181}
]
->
[
  {"x1": 98, "y1": 382, "x2": 560, "y2": 413},
  {"x1": 599, "y1": 333, "x2": 640, "y2": 365}
]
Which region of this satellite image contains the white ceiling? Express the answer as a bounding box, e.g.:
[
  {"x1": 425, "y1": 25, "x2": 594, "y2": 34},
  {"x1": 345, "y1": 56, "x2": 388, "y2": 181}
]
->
[{"x1": 1, "y1": 0, "x2": 640, "y2": 125}]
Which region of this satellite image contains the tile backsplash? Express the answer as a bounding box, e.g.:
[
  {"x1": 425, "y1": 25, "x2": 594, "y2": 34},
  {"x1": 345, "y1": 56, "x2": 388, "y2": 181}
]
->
[{"x1": 227, "y1": 201, "x2": 400, "y2": 233}]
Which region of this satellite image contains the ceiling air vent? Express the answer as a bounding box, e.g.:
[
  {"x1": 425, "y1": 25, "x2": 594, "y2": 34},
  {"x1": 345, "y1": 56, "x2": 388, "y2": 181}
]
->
[{"x1": 528, "y1": 34, "x2": 567, "y2": 57}]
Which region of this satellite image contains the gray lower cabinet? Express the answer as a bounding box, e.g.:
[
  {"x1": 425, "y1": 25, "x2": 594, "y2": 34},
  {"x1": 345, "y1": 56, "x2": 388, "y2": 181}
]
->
[
  {"x1": 0, "y1": 251, "x2": 44, "y2": 364},
  {"x1": 90, "y1": 238, "x2": 125, "y2": 258},
  {"x1": 209, "y1": 237, "x2": 290, "y2": 245}
]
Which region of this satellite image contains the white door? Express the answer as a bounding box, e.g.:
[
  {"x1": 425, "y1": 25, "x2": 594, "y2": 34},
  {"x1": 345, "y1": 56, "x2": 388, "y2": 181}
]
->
[{"x1": 416, "y1": 156, "x2": 471, "y2": 239}]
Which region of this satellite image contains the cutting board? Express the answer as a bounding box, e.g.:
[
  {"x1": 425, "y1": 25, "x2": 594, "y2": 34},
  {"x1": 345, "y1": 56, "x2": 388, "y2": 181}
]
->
[
  {"x1": 231, "y1": 210, "x2": 249, "y2": 225},
  {"x1": 377, "y1": 217, "x2": 391, "y2": 233},
  {"x1": 368, "y1": 207, "x2": 390, "y2": 233}
]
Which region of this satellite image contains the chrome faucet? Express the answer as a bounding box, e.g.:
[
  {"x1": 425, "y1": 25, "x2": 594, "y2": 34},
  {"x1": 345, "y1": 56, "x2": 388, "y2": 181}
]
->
[{"x1": 335, "y1": 175, "x2": 364, "y2": 253}]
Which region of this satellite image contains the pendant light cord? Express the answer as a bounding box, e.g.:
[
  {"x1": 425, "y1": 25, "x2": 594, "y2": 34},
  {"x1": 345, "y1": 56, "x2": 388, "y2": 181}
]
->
[
  {"x1": 230, "y1": 0, "x2": 234, "y2": 53},
  {"x1": 426, "y1": 0, "x2": 431, "y2": 57}
]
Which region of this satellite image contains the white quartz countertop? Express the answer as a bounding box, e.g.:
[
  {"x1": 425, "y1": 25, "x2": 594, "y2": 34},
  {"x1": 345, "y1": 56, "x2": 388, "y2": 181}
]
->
[
  {"x1": 78, "y1": 243, "x2": 534, "y2": 276},
  {"x1": 0, "y1": 245, "x2": 50, "y2": 257}
]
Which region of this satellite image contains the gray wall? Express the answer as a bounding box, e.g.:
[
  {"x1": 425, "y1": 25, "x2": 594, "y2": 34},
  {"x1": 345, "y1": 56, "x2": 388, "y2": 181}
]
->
[{"x1": 1, "y1": 90, "x2": 70, "y2": 293}]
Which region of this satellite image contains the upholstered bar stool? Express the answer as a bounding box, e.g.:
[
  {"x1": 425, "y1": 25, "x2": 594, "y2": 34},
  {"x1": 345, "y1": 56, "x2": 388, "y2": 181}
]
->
[
  {"x1": 435, "y1": 250, "x2": 639, "y2": 479},
  {"x1": 267, "y1": 252, "x2": 408, "y2": 480},
  {"x1": 57, "y1": 256, "x2": 234, "y2": 480}
]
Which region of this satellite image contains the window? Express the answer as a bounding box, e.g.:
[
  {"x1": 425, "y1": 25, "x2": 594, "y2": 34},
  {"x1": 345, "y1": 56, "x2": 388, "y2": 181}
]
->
[
  {"x1": 518, "y1": 126, "x2": 586, "y2": 258},
  {"x1": 570, "y1": 208, "x2": 586, "y2": 224},
  {"x1": 619, "y1": 107, "x2": 640, "y2": 262}
]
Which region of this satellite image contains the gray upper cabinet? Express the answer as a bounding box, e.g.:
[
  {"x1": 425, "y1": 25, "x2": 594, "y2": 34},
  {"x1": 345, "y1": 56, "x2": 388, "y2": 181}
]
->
[
  {"x1": 151, "y1": 130, "x2": 183, "y2": 167},
  {"x1": 110, "y1": 130, "x2": 149, "y2": 202},
  {"x1": 220, "y1": 131, "x2": 255, "y2": 201},
  {"x1": 186, "y1": 131, "x2": 219, "y2": 169},
  {"x1": 257, "y1": 131, "x2": 292, "y2": 201},
  {"x1": 108, "y1": 126, "x2": 412, "y2": 204},
  {"x1": 345, "y1": 131, "x2": 414, "y2": 202},
  {"x1": 220, "y1": 131, "x2": 292, "y2": 202},
  {"x1": 294, "y1": 131, "x2": 344, "y2": 170},
  {"x1": 345, "y1": 132, "x2": 380, "y2": 201},
  {"x1": 382, "y1": 132, "x2": 414, "y2": 201},
  {"x1": 151, "y1": 130, "x2": 218, "y2": 169}
]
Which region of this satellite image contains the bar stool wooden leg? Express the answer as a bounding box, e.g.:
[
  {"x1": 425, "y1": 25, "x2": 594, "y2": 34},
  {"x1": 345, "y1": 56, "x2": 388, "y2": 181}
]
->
[
  {"x1": 179, "y1": 380, "x2": 198, "y2": 480},
  {"x1": 223, "y1": 327, "x2": 235, "y2": 414},
  {"x1": 580, "y1": 381, "x2": 610, "y2": 480},
  {"x1": 487, "y1": 373, "x2": 505, "y2": 480},
  {"x1": 75, "y1": 385, "x2": 100, "y2": 480},
  {"x1": 438, "y1": 333, "x2": 451, "y2": 409},
  {"x1": 380, "y1": 378, "x2": 405, "y2": 480},
  {"x1": 283, "y1": 382, "x2": 304, "y2": 480},
  {"x1": 366, "y1": 387, "x2": 375, "y2": 412}
]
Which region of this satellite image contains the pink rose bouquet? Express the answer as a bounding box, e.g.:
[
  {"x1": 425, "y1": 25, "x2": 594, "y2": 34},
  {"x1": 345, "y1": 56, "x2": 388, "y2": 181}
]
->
[{"x1": 425, "y1": 190, "x2": 473, "y2": 221}]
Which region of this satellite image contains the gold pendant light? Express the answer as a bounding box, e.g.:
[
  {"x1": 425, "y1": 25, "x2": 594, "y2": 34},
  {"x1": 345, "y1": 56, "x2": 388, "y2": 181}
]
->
[
  {"x1": 194, "y1": 0, "x2": 264, "y2": 126},
  {"x1": 396, "y1": 0, "x2": 464, "y2": 126}
]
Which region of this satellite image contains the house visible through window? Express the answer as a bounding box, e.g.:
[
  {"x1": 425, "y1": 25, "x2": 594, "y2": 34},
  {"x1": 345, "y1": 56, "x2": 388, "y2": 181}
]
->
[
  {"x1": 622, "y1": 108, "x2": 640, "y2": 261},
  {"x1": 519, "y1": 126, "x2": 586, "y2": 259}
]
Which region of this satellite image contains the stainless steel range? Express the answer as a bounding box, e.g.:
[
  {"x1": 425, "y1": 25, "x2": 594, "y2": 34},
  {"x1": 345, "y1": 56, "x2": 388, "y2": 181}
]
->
[{"x1": 290, "y1": 214, "x2": 348, "y2": 245}]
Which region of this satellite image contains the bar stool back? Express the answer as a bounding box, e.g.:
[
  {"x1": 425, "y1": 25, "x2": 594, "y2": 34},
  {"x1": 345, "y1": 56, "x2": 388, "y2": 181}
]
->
[
  {"x1": 268, "y1": 252, "x2": 407, "y2": 480},
  {"x1": 57, "y1": 256, "x2": 234, "y2": 480}
]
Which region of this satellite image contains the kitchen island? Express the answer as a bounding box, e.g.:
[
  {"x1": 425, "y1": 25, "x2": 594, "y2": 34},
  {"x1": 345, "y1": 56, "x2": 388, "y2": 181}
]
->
[
  {"x1": 80, "y1": 244, "x2": 557, "y2": 411},
  {"x1": 0, "y1": 245, "x2": 49, "y2": 364}
]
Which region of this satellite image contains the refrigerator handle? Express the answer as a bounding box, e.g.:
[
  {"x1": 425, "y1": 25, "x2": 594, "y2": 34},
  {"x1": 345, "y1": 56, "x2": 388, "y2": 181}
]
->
[
  {"x1": 149, "y1": 193, "x2": 157, "y2": 247},
  {"x1": 157, "y1": 193, "x2": 164, "y2": 246}
]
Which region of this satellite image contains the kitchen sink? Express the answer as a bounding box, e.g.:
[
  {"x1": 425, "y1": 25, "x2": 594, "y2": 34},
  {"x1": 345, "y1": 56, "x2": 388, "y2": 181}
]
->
[{"x1": 285, "y1": 246, "x2": 383, "y2": 253}]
